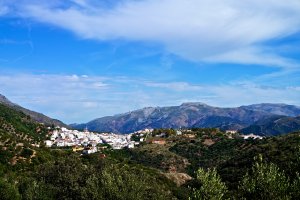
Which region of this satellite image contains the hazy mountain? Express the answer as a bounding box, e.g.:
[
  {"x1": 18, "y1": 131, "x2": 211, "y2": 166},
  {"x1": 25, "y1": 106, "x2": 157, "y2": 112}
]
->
[
  {"x1": 240, "y1": 115, "x2": 300, "y2": 136},
  {"x1": 241, "y1": 103, "x2": 300, "y2": 117},
  {"x1": 71, "y1": 102, "x2": 300, "y2": 133},
  {"x1": 0, "y1": 94, "x2": 67, "y2": 127}
]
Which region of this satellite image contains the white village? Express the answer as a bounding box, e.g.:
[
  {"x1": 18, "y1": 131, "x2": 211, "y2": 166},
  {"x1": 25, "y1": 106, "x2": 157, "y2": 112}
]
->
[{"x1": 44, "y1": 126, "x2": 154, "y2": 154}]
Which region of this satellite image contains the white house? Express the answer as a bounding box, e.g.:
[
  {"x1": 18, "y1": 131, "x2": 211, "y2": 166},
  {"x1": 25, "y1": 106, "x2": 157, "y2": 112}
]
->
[
  {"x1": 241, "y1": 134, "x2": 263, "y2": 140},
  {"x1": 45, "y1": 140, "x2": 53, "y2": 147}
]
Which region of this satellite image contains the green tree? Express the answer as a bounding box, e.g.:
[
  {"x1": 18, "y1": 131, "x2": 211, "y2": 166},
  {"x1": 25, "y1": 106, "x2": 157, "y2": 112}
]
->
[
  {"x1": 190, "y1": 168, "x2": 228, "y2": 200},
  {"x1": 290, "y1": 172, "x2": 300, "y2": 199},
  {"x1": 0, "y1": 178, "x2": 21, "y2": 200},
  {"x1": 100, "y1": 164, "x2": 173, "y2": 200},
  {"x1": 29, "y1": 155, "x2": 103, "y2": 200},
  {"x1": 239, "y1": 155, "x2": 291, "y2": 200},
  {"x1": 20, "y1": 148, "x2": 33, "y2": 158}
]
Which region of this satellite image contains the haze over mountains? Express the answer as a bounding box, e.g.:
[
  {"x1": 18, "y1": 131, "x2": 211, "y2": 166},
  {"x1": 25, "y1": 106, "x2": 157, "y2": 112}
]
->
[
  {"x1": 1, "y1": 93, "x2": 300, "y2": 136},
  {"x1": 71, "y1": 102, "x2": 300, "y2": 135},
  {"x1": 0, "y1": 94, "x2": 67, "y2": 127}
]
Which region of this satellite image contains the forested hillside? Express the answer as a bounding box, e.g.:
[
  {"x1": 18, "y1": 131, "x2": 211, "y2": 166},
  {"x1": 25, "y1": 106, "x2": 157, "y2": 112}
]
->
[{"x1": 0, "y1": 103, "x2": 49, "y2": 166}]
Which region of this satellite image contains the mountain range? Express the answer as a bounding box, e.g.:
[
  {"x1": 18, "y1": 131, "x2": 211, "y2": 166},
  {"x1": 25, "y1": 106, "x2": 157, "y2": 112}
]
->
[
  {"x1": 71, "y1": 102, "x2": 300, "y2": 134},
  {"x1": 1, "y1": 93, "x2": 300, "y2": 135}
]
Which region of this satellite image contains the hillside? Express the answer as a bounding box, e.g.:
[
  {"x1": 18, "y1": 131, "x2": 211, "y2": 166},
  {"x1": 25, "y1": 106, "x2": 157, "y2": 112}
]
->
[
  {"x1": 0, "y1": 103, "x2": 49, "y2": 166},
  {"x1": 71, "y1": 102, "x2": 300, "y2": 133},
  {"x1": 1, "y1": 116, "x2": 300, "y2": 199},
  {"x1": 1, "y1": 97, "x2": 300, "y2": 199},
  {"x1": 103, "y1": 128, "x2": 300, "y2": 197},
  {"x1": 0, "y1": 94, "x2": 67, "y2": 127},
  {"x1": 240, "y1": 115, "x2": 300, "y2": 136}
]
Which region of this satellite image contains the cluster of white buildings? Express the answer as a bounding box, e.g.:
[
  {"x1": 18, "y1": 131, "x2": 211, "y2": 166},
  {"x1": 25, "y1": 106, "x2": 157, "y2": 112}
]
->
[
  {"x1": 100, "y1": 133, "x2": 136, "y2": 149},
  {"x1": 44, "y1": 127, "x2": 137, "y2": 153},
  {"x1": 240, "y1": 133, "x2": 263, "y2": 140},
  {"x1": 133, "y1": 128, "x2": 153, "y2": 134}
]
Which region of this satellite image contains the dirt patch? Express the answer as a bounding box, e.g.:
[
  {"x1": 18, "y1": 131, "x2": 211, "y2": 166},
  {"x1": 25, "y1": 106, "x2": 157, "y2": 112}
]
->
[
  {"x1": 10, "y1": 156, "x2": 17, "y2": 165},
  {"x1": 203, "y1": 138, "x2": 215, "y2": 146},
  {"x1": 164, "y1": 172, "x2": 193, "y2": 186},
  {"x1": 16, "y1": 143, "x2": 24, "y2": 147}
]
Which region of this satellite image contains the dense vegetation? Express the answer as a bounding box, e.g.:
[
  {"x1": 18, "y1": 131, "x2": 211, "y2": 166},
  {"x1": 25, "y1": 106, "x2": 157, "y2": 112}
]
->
[
  {"x1": 1, "y1": 102, "x2": 300, "y2": 199},
  {"x1": 0, "y1": 104, "x2": 49, "y2": 167},
  {"x1": 105, "y1": 128, "x2": 300, "y2": 199}
]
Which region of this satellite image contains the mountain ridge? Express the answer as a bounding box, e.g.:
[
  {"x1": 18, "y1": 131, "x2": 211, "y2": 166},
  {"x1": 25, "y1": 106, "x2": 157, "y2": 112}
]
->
[{"x1": 71, "y1": 102, "x2": 300, "y2": 133}]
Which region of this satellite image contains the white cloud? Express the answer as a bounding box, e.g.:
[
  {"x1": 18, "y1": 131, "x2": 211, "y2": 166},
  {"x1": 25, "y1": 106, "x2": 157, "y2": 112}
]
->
[
  {"x1": 4, "y1": 0, "x2": 299, "y2": 68},
  {"x1": 204, "y1": 47, "x2": 300, "y2": 69},
  {"x1": 145, "y1": 81, "x2": 203, "y2": 91}
]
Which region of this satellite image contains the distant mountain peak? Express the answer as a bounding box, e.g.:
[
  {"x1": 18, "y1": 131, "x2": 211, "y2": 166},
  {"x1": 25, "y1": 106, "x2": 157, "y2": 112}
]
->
[
  {"x1": 0, "y1": 94, "x2": 15, "y2": 106},
  {"x1": 0, "y1": 94, "x2": 6, "y2": 99}
]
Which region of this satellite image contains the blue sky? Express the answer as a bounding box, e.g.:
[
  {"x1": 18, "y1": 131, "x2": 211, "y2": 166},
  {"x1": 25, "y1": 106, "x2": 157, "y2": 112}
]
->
[{"x1": 0, "y1": 0, "x2": 300, "y2": 123}]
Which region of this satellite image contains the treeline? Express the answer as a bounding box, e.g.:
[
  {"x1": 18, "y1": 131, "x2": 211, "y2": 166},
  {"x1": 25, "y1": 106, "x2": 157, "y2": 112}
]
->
[
  {"x1": 2, "y1": 149, "x2": 300, "y2": 200},
  {"x1": 0, "y1": 151, "x2": 184, "y2": 200}
]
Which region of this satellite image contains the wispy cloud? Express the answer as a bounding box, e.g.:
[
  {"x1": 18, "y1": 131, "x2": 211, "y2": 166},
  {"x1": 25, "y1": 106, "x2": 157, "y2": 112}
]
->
[
  {"x1": 144, "y1": 81, "x2": 203, "y2": 91},
  {"x1": 0, "y1": 73, "x2": 299, "y2": 123},
  {"x1": 204, "y1": 46, "x2": 300, "y2": 70},
  {"x1": 0, "y1": 3, "x2": 9, "y2": 16},
  {"x1": 2, "y1": 0, "x2": 300, "y2": 68}
]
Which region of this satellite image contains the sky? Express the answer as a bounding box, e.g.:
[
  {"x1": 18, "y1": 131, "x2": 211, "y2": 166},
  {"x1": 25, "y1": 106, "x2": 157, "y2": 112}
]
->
[{"x1": 0, "y1": 0, "x2": 300, "y2": 124}]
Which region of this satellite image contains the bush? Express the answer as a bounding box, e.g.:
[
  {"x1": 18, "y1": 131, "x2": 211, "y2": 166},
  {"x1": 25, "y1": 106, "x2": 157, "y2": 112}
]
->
[
  {"x1": 190, "y1": 168, "x2": 228, "y2": 200},
  {"x1": 0, "y1": 178, "x2": 21, "y2": 200},
  {"x1": 239, "y1": 155, "x2": 291, "y2": 200}
]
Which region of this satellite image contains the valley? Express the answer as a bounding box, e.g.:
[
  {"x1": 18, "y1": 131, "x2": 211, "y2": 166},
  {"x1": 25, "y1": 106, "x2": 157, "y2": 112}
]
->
[{"x1": 1, "y1": 96, "x2": 300, "y2": 199}]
